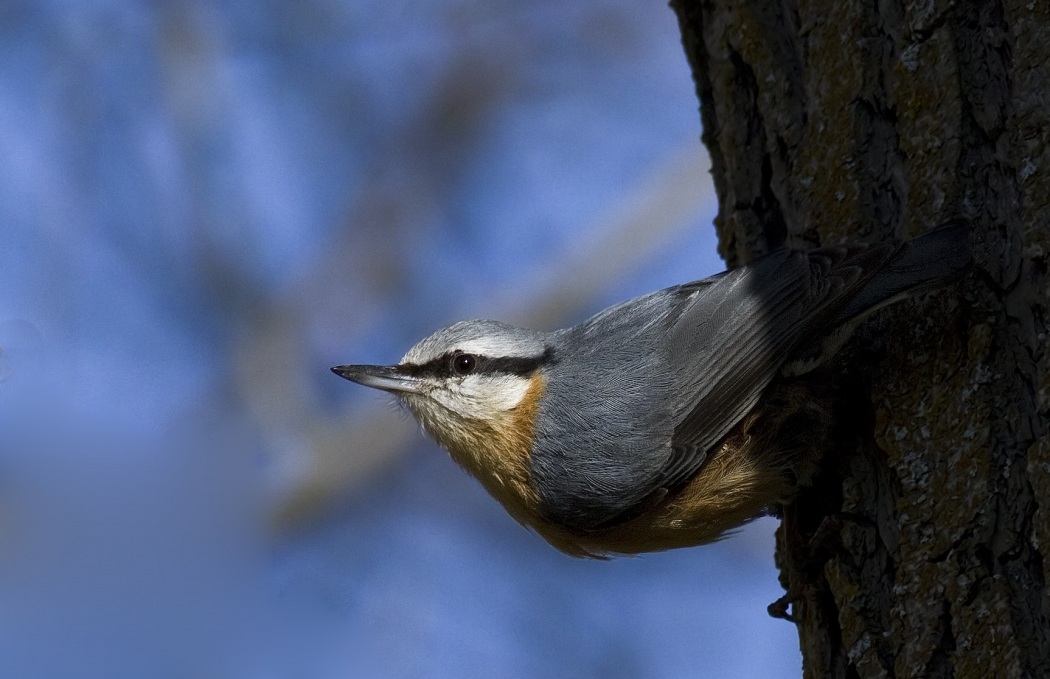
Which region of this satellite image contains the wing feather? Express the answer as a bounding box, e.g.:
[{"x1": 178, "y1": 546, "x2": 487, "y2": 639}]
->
[
  {"x1": 535, "y1": 240, "x2": 902, "y2": 531},
  {"x1": 653, "y1": 242, "x2": 896, "y2": 492}
]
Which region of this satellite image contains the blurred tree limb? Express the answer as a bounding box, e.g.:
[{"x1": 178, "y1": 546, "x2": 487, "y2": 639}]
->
[
  {"x1": 247, "y1": 145, "x2": 712, "y2": 531},
  {"x1": 671, "y1": 0, "x2": 1049, "y2": 676}
]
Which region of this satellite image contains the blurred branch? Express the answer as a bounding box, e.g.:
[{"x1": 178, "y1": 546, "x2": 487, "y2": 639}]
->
[
  {"x1": 495, "y1": 144, "x2": 714, "y2": 330},
  {"x1": 240, "y1": 144, "x2": 713, "y2": 533}
]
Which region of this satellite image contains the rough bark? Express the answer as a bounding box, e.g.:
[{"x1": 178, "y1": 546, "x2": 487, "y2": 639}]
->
[{"x1": 670, "y1": 1, "x2": 1050, "y2": 677}]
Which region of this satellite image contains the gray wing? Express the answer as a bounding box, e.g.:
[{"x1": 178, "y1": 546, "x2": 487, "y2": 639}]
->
[
  {"x1": 654, "y1": 241, "x2": 898, "y2": 491},
  {"x1": 533, "y1": 240, "x2": 912, "y2": 532},
  {"x1": 662, "y1": 222, "x2": 969, "y2": 473},
  {"x1": 592, "y1": 241, "x2": 900, "y2": 528}
]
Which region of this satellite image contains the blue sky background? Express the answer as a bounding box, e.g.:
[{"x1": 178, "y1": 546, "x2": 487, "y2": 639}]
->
[{"x1": 0, "y1": 1, "x2": 802, "y2": 676}]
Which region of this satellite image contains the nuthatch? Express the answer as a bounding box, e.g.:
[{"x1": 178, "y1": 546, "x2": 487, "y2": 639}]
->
[{"x1": 333, "y1": 222, "x2": 970, "y2": 557}]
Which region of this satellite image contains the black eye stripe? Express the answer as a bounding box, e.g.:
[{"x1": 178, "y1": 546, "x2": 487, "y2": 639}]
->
[
  {"x1": 478, "y1": 355, "x2": 545, "y2": 375},
  {"x1": 398, "y1": 347, "x2": 556, "y2": 379},
  {"x1": 451, "y1": 353, "x2": 477, "y2": 375}
]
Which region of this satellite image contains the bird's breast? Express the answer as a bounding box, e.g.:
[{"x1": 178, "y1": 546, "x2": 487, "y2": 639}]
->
[{"x1": 432, "y1": 372, "x2": 546, "y2": 526}]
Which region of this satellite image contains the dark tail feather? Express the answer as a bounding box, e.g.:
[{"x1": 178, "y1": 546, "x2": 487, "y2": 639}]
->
[
  {"x1": 783, "y1": 220, "x2": 971, "y2": 377},
  {"x1": 834, "y1": 219, "x2": 971, "y2": 325}
]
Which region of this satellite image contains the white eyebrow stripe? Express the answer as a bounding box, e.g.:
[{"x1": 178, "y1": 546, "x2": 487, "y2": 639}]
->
[
  {"x1": 454, "y1": 336, "x2": 534, "y2": 358},
  {"x1": 399, "y1": 320, "x2": 548, "y2": 366}
]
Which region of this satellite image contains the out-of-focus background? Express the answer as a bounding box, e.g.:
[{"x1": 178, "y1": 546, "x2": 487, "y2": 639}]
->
[{"x1": 0, "y1": 1, "x2": 802, "y2": 677}]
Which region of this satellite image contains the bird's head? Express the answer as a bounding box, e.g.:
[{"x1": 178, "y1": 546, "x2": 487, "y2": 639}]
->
[{"x1": 332, "y1": 320, "x2": 556, "y2": 459}]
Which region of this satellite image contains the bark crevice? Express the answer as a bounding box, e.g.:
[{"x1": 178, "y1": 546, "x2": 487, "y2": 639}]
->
[{"x1": 671, "y1": 0, "x2": 1050, "y2": 676}]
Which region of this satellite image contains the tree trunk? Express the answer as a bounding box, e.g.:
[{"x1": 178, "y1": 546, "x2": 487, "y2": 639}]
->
[{"x1": 670, "y1": 1, "x2": 1050, "y2": 677}]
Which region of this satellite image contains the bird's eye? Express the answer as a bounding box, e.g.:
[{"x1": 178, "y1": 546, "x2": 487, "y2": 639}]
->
[{"x1": 451, "y1": 352, "x2": 477, "y2": 376}]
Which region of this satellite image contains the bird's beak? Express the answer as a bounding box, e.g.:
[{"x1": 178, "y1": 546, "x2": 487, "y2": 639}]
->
[{"x1": 330, "y1": 364, "x2": 423, "y2": 394}]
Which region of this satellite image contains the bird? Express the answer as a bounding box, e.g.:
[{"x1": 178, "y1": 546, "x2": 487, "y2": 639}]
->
[{"x1": 332, "y1": 221, "x2": 970, "y2": 557}]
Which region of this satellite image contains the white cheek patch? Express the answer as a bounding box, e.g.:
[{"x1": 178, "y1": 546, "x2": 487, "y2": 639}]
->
[{"x1": 431, "y1": 374, "x2": 532, "y2": 420}]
